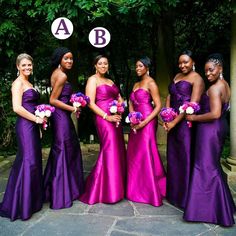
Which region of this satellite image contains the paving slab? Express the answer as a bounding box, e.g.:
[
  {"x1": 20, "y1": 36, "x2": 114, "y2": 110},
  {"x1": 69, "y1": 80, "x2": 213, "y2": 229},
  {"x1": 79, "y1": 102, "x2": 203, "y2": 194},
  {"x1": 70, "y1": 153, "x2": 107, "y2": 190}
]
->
[
  {"x1": 0, "y1": 146, "x2": 236, "y2": 235},
  {"x1": 88, "y1": 200, "x2": 135, "y2": 217},
  {"x1": 131, "y1": 200, "x2": 183, "y2": 216},
  {"x1": 23, "y1": 214, "x2": 115, "y2": 236},
  {"x1": 114, "y1": 216, "x2": 215, "y2": 236}
]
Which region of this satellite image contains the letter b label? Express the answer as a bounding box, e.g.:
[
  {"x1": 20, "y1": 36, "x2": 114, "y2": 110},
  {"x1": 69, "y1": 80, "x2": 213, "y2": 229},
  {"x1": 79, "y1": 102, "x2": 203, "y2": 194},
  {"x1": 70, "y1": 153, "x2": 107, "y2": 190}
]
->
[{"x1": 89, "y1": 27, "x2": 111, "y2": 48}]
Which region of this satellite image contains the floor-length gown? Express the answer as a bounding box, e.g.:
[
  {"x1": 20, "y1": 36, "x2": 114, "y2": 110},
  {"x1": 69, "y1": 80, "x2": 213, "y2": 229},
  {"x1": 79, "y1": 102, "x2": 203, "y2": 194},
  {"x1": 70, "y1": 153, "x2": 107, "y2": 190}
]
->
[
  {"x1": 126, "y1": 88, "x2": 166, "y2": 206},
  {"x1": 183, "y1": 94, "x2": 236, "y2": 226},
  {"x1": 80, "y1": 84, "x2": 126, "y2": 204},
  {"x1": 166, "y1": 80, "x2": 193, "y2": 209},
  {"x1": 0, "y1": 89, "x2": 43, "y2": 221},
  {"x1": 43, "y1": 83, "x2": 84, "y2": 209}
]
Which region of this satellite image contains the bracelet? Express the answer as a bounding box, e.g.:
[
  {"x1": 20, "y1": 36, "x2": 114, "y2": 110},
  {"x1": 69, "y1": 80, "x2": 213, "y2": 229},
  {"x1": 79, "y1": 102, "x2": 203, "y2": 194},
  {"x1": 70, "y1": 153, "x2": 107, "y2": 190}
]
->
[
  {"x1": 103, "y1": 113, "x2": 107, "y2": 120},
  {"x1": 35, "y1": 117, "x2": 39, "y2": 124},
  {"x1": 73, "y1": 107, "x2": 77, "y2": 113}
]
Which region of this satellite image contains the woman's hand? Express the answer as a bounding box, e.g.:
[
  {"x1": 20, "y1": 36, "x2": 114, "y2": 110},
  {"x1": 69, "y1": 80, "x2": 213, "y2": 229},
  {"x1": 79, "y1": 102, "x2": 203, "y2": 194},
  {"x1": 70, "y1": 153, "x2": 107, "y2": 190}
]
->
[
  {"x1": 186, "y1": 114, "x2": 196, "y2": 121},
  {"x1": 163, "y1": 120, "x2": 176, "y2": 132},
  {"x1": 35, "y1": 116, "x2": 45, "y2": 124},
  {"x1": 106, "y1": 114, "x2": 122, "y2": 123},
  {"x1": 132, "y1": 120, "x2": 147, "y2": 131}
]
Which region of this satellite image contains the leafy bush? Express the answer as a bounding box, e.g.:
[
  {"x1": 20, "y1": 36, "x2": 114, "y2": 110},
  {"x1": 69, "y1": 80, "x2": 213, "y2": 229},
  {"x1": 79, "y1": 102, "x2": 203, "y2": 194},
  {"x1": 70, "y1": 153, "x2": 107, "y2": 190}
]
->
[{"x1": 0, "y1": 72, "x2": 17, "y2": 156}]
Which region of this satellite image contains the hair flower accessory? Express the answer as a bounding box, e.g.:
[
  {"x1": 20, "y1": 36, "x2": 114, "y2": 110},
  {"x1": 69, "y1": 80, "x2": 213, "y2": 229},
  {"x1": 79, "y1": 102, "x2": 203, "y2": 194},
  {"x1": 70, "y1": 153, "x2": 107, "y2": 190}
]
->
[
  {"x1": 179, "y1": 102, "x2": 200, "y2": 127},
  {"x1": 108, "y1": 100, "x2": 125, "y2": 127},
  {"x1": 159, "y1": 107, "x2": 177, "y2": 123},
  {"x1": 70, "y1": 92, "x2": 90, "y2": 118},
  {"x1": 35, "y1": 104, "x2": 55, "y2": 130},
  {"x1": 125, "y1": 111, "x2": 143, "y2": 134}
]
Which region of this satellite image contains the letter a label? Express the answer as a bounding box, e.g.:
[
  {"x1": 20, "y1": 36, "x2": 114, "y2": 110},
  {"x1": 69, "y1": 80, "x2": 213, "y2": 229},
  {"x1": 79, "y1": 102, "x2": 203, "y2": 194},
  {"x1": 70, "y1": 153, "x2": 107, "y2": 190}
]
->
[
  {"x1": 51, "y1": 17, "x2": 73, "y2": 40},
  {"x1": 89, "y1": 27, "x2": 111, "y2": 48}
]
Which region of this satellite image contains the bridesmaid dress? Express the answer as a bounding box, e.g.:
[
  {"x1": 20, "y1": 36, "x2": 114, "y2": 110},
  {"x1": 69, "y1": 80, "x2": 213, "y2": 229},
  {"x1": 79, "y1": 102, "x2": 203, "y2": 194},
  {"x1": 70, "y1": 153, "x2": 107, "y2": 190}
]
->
[
  {"x1": 80, "y1": 84, "x2": 126, "y2": 204},
  {"x1": 43, "y1": 83, "x2": 84, "y2": 209},
  {"x1": 126, "y1": 88, "x2": 166, "y2": 206},
  {"x1": 0, "y1": 89, "x2": 43, "y2": 221},
  {"x1": 184, "y1": 94, "x2": 236, "y2": 227},
  {"x1": 166, "y1": 80, "x2": 193, "y2": 209}
]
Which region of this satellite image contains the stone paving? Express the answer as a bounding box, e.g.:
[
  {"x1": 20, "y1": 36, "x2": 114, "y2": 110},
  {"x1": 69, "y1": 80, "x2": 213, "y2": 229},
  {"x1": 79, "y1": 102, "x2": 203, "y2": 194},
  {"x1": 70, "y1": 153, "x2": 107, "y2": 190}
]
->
[{"x1": 0, "y1": 144, "x2": 236, "y2": 236}]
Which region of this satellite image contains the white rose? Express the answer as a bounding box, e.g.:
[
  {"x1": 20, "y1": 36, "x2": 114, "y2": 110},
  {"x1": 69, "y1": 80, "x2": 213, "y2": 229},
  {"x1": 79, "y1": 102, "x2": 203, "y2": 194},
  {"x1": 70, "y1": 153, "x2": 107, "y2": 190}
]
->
[
  {"x1": 186, "y1": 107, "x2": 194, "y2": 114},
  {"x1": 38, "y1": 111, "x2": 45, "y2": 118},
  {"x1": 125, "y1": 116, "x2": 130, "y2": 123},
  {"x1": 110, "y1": 106, "x2": 117, "y2": 113},
  {"x1": 35, "y1": 110, "x2": 40, "y2": 116},
  {"x1": 74, "y1": 102, "x2": 81, "y2": 108},
  {"x1": 45, "y1": 110, "x2": 51, "y2": 117},
  {"x1": 179, "y1": 106, "x2": 185, "y2": 113}
]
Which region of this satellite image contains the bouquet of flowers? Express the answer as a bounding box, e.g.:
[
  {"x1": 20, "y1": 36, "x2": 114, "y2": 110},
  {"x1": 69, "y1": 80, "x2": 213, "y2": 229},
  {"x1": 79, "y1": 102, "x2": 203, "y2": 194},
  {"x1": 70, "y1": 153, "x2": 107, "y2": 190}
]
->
[
  {"x1": 125, "y1": 111, "x2": 143, "y2": 133},
  {"x1": 70, "y1": 92, "x2": 90, "y2": 118},
  {"x1": 179, "y1": 101, "x2": 200, "y2": 127},
  {"x1": 159, "y1": 107, "x2": 178, "y2": 123},
  {"x1": 109, "y1": 100, "x2": 125, "y2": 127},
  {"x1": 35, "y1": 104, "x2": 55, "y2": 130}
]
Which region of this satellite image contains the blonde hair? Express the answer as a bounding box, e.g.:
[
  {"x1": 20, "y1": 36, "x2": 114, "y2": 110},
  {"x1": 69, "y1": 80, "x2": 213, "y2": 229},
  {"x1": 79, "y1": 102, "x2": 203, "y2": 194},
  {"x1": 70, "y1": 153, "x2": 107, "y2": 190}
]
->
[{"x1": 16, "y1": 53, "x2": 33, "y2": 66}]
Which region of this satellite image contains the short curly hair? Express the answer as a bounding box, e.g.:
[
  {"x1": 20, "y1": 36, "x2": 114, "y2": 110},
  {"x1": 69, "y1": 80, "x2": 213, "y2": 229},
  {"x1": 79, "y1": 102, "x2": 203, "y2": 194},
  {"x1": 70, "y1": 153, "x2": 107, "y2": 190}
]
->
[{"x1": 51, "y1": 47, "x2": 71, "y2": 69}]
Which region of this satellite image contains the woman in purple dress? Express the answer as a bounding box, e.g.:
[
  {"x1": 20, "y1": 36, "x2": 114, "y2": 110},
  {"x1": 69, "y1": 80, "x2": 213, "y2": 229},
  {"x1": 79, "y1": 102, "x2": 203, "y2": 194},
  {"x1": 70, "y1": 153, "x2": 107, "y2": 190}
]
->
[
  {"x1": 126, "y1": 57, "x2": 166, "y2": 206},
  {"x1": 183, "y1": 54, "x2": 235, "y2": 226},
  {"x1": 43, "y1": 48, "x2": 84, "y2": 209},
  {"x1": 79, "y1": 55, "x2": 126, "y2": 204},
  {"x1": 164, "y1": 50, "x2": 205, "y2": 209},
  {"x1": 0, "y1": 54, "x2": 45, "y2": 221}
]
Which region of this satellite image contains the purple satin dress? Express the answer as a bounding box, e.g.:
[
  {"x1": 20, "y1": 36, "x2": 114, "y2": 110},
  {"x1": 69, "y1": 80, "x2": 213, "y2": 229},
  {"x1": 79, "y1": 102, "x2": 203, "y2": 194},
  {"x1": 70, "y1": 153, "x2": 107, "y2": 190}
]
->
[
  {"x1": 166, "y1": 80, "x2": 193, "y2": 209},
  {"x1": 80, "y1": 84, "x2": 126, "y2": 204},
  {"x1": 0, "y1": 89, "x2": 43, "y2": 221},
  {"x1": 184, "y1": 94, "x2": 236, "y2": 226},
  {"x1": 43, "y1": 83, "x2": 84, "y2": 209},
  {"x1": 126, "y1": 89, "x2": 166, "y2": 206}
]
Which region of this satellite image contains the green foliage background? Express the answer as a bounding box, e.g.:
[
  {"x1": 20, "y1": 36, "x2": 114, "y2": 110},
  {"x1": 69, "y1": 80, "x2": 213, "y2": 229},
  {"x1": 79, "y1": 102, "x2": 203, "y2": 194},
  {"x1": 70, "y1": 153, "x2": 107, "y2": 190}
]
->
[{"x1": 0, "y1": 0, "x2": 233, "y2": 156}]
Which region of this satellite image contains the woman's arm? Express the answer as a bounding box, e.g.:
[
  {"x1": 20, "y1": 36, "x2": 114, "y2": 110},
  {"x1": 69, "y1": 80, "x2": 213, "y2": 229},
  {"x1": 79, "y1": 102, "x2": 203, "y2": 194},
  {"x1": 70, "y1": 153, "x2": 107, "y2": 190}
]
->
[
  {"x1": 12, "y1": 80, "x2": 44, "y2": 123},
  {"x1": 190, "y1": 73, "x2": 205, "y2": 102},
  {"x1": 166, "y1": 94, "x2": 170, "y2": 107},
  {"x1": 49, "y1": 73, "x2": 76, "y2": 113},
  {"x1": 186, "y1": 85, "x2": 222, "y2": 122}
]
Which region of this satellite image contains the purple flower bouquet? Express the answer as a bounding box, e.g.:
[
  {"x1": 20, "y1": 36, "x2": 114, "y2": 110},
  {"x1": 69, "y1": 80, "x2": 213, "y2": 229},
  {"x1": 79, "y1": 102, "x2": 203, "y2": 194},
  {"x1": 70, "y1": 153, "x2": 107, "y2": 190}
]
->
[
  {"x1": 70, "y1": 92, "x2": 90, "y2": 118},
  {"x1": 125, "y1": 111, "x2": 143, "y2": 133},
  {"x1": 179, "y1": 102, "x2": 200, "y2": 127},
  {"x1": 35, "y1": 104, "x2": 55, "y2": 130},
  {"x1": 109, "y1": 100, "x2": 125, "y2": 127},
  {"x1": 159, "y1": 107, "x2": 178, "y2": 123}
]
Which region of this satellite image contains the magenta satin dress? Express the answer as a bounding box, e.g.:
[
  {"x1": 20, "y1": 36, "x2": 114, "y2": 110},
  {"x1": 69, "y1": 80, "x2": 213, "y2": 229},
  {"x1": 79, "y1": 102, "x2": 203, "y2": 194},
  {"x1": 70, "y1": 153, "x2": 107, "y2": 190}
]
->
[
  {"x1": 126, "y1": 89, "x2": 166, "y2": 206},
  {"x1": 79, "y1": 84, "x2": 126, "y2": 204}
]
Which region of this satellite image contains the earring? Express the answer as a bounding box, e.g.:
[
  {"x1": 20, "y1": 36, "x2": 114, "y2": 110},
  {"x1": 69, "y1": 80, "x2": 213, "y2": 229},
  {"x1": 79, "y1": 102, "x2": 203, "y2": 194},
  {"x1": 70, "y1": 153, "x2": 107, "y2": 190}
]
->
[
  {"x1": 147, "y1": 70, "x2": 149, "y2": 75},
  {"x1": 17, "y1": 70, "x2": 19, "y2": 76},
  {"x1": 31, "y1": 70, "x2": 33, "y2": 75},
  {"x1": 220, "y1": 73, "x2": 223, "y2": 80},
  {"x1": 58, "y1": 64, "x2": 61, "y2": 69},
  {"x1": 192, "y1": 64, "x2": 195, "y2": 72}
]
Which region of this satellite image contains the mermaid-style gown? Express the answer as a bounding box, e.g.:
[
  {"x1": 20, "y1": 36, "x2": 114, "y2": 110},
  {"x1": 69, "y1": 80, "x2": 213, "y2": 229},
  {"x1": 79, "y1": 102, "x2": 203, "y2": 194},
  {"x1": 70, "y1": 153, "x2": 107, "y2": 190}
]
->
[
  {"x1": 43, "y1": 83, "x2": 84, "y2": 209},
  {"x1": 184, "y1": 94, "x2": 236, "y2": 226},
  {"x1": 0, "y1": 89, "x2": 43, "y2": 221},
  {"x1": 126, "y1": 88, "x2": 166, "y2": 206},
  {"x1": 80, "y1": 84, "x2": 126, "y2": 204},
  {"x1": 167, "y1": 80, "x2": 193, "y2": 209}
]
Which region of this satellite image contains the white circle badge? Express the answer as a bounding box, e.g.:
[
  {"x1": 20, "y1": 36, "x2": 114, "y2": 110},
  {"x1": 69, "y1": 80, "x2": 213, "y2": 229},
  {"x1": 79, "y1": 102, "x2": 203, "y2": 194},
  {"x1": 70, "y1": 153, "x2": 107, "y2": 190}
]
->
[
  {"x1": 51, "y1": 17, "x2": 73, "y2": 40},
  {"x1": 89, "y1": 27, "x2": 111, "y2": 48}
]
